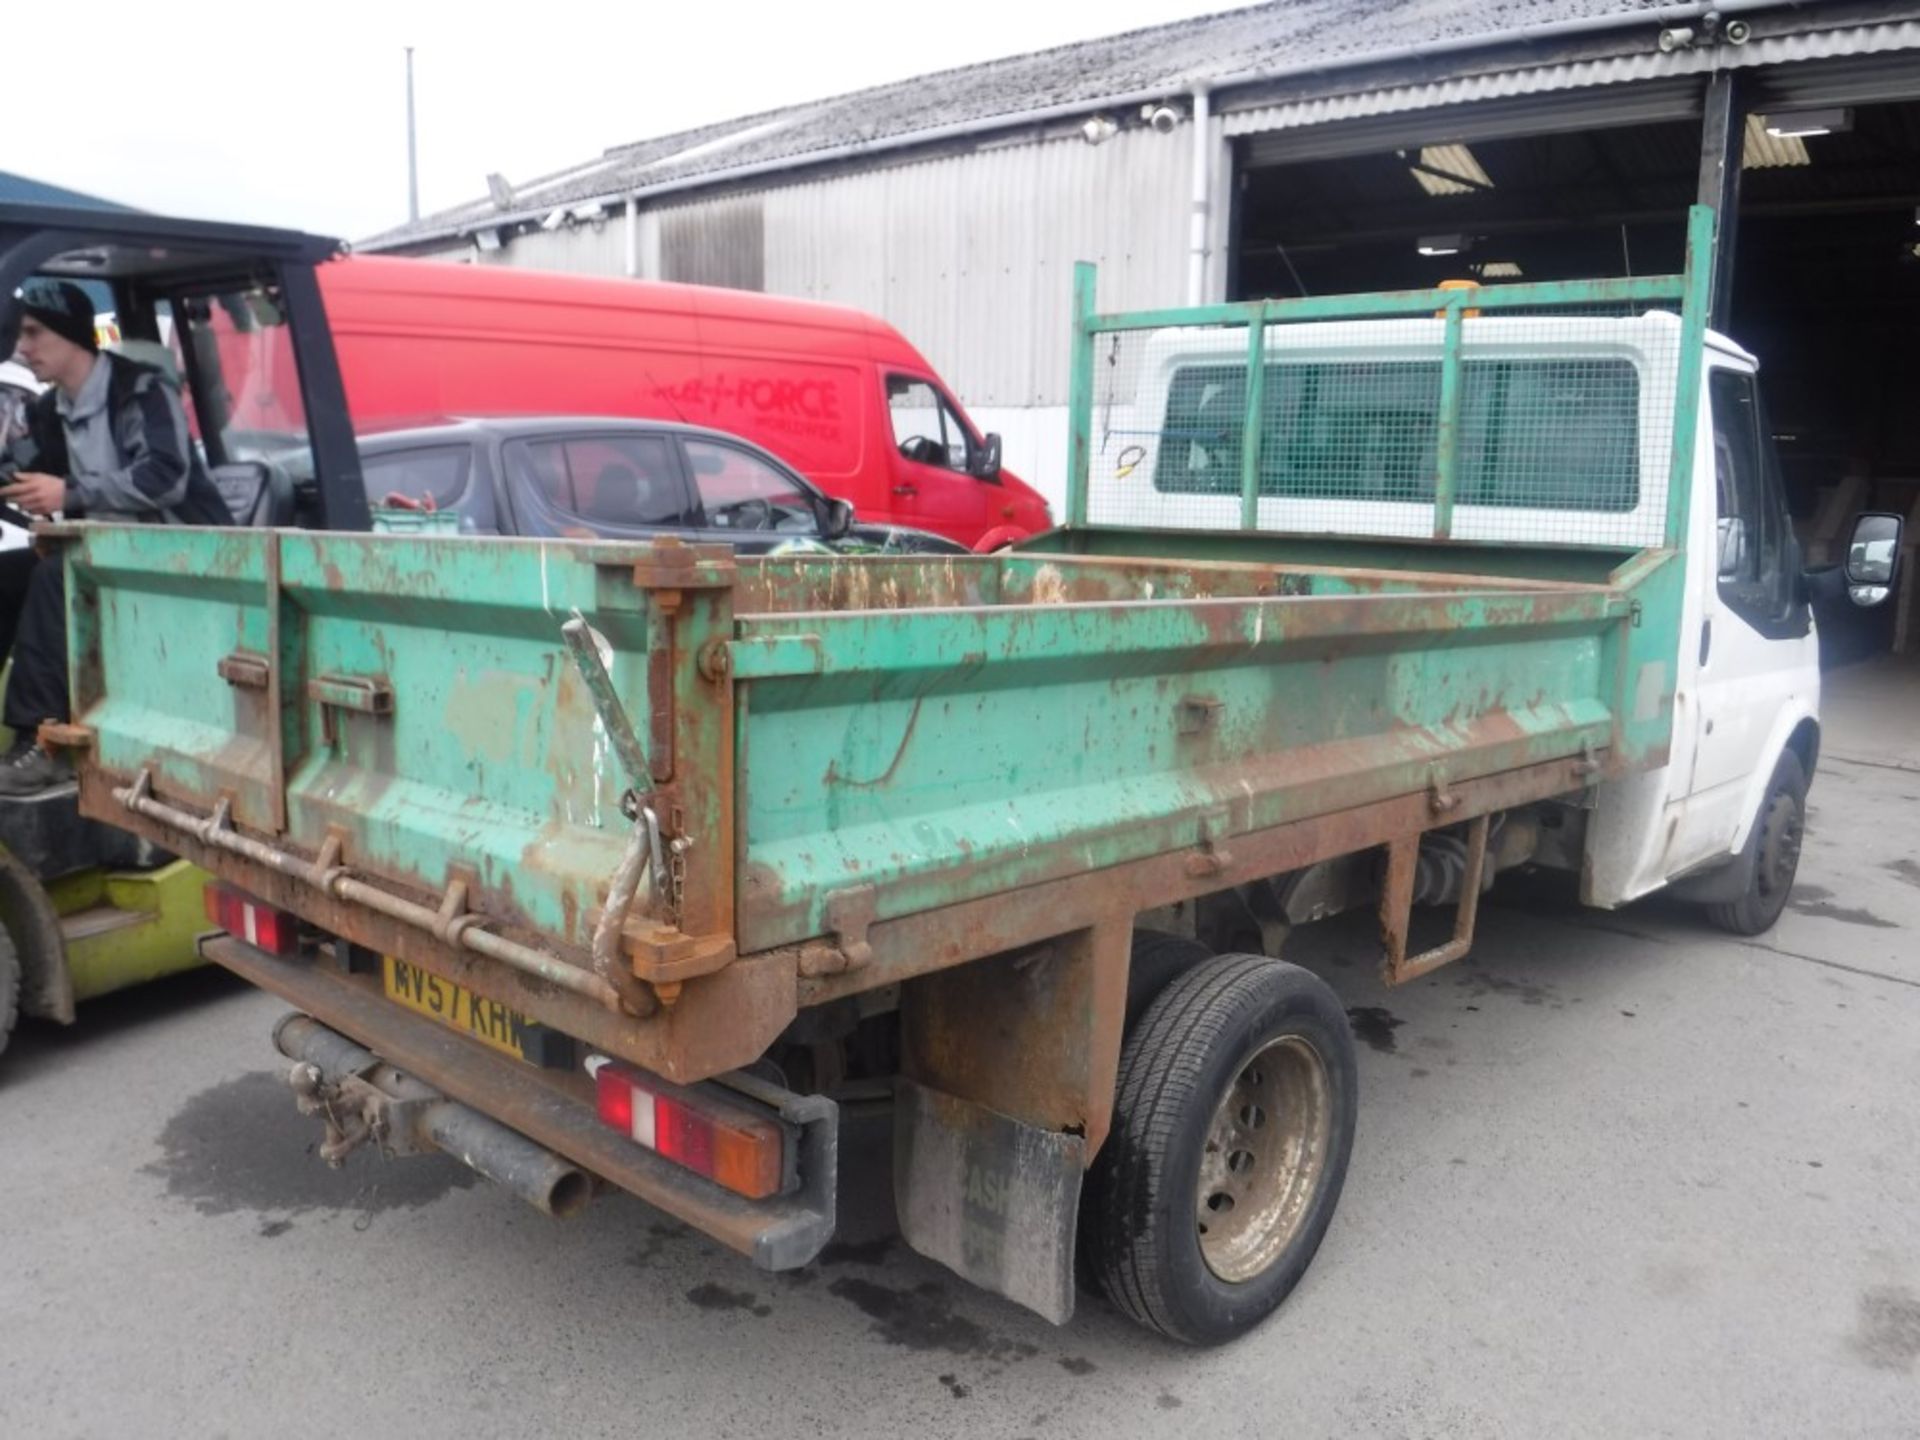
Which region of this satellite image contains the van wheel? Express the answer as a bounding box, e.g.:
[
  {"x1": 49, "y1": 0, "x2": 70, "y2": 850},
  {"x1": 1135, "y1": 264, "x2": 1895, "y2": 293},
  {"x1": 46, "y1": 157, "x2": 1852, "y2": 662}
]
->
[
  {"x1": 1083, "y1": 954, "x2": 1357, "y2": 1345},
  {"x1": 1706, "y1": 751, "x2": 1807, "y2": 937},
  {"x1": 0, "y1": 924, "x2": 19, "y2": 1060}
]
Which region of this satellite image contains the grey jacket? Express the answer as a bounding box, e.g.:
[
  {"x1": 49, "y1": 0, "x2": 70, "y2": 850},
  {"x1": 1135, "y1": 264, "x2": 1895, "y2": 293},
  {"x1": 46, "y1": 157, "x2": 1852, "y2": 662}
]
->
[{"x1": 1, "y1": 353, "x2": 231, "y2": 525}]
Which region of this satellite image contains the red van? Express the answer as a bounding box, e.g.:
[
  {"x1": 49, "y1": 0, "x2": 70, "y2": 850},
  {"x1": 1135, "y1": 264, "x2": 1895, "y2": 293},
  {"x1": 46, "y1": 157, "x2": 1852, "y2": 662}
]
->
[{"x1": 301, "y1": 257, "x2": 1051, "y2": 551}]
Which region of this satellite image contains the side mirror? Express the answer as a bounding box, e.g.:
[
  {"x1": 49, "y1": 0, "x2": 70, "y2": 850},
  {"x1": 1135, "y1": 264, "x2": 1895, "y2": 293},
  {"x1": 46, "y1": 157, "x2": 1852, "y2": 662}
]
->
[
  {"x1": 971, "y1": 432, "x2": 1003, "y2": 482},
  {"x1": 824, "y1": 497, "x2": 855, "y2": 540},
  {"x1": 1844, "y1": 511, "x2": 1902, "y2": 607},
  {"x1": 1716, "y1": 515, "x2": 1748, "y2": 580}
]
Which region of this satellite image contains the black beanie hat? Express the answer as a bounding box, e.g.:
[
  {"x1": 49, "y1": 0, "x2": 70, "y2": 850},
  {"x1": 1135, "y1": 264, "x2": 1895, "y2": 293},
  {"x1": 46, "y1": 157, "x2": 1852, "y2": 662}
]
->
[{"x1": 15, "y1": 279, "x2": 98, "y2": 354}]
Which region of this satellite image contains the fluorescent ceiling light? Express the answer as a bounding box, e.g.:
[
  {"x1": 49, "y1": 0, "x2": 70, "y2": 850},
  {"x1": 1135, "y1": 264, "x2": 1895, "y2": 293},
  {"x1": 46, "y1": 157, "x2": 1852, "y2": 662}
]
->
[
  {"x1": 1762, "y1": 107, "x2": 1852, "y2": 139},
  {"x1": 1417, "y1": 234, "x2": 1469, "y2": 257},
  {"x1": 1404, "y1": 144, "x2": 1493, "y2": 197},
  {"x1": 1478, "y1": 260, "x2": 1523, "y2": 278},
  {"x1": 1742, "y1": 114, "x2": 1809, "y2": 169}
]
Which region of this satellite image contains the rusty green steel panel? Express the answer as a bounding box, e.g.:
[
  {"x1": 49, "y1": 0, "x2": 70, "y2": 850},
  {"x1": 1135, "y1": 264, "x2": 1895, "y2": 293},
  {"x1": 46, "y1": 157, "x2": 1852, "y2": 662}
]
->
[
  {"x1": 68, "y1": 529, "x2": 663, "y2": 949},
  {"x1": 731, "y1": 583, "x2": 1624, "y2": 950},
  {"x1": 67, "y1": 524, "x2": 1667, "y2": 968},
  {"x1": 66, "y1": 526, "x2": 280, "y2": 829}
]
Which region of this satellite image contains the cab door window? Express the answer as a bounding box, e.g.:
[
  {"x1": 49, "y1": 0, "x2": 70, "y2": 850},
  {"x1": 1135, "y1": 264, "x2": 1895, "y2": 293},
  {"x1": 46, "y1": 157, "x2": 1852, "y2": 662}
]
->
[
  {"x1": 887, "y1": 377, "x2": 972, "y2": 471},
  {"x1": 1709, "y1": 369, "x2": 1802, "y2": 634},
  {"x1": 682, "y1": 438, "x2": 820, "y2": 533}
]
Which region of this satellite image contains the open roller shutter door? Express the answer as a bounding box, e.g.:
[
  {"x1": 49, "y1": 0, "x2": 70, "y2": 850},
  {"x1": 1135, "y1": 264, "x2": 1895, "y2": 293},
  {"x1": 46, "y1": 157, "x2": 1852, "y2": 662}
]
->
[{"x1": 1232, "y1": 77, "x2": 1707, "y2": 168}]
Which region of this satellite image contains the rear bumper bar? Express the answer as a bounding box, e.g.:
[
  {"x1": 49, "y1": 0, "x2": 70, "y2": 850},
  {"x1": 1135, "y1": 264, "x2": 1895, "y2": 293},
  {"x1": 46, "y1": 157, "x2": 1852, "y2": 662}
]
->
[{"x1": 198, "y1": 933, "x2": 837, "y2": 1270}]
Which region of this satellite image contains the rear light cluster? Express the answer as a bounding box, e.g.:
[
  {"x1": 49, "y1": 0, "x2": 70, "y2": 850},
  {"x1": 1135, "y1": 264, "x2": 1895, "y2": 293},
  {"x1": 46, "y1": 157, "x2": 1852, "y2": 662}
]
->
[
  {"x1": 587, "y1": 1055, "x2": 787, "y2": 1200},
  {"x1": 203, "y1": 883, "x2": 300, "y2": 956}
]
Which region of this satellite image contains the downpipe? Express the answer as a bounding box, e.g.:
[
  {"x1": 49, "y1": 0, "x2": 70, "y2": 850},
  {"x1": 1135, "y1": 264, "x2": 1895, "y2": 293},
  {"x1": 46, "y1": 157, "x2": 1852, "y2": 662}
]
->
[{"x1": 273, "y1": 1013, "x2": 594, "y2": 1219}]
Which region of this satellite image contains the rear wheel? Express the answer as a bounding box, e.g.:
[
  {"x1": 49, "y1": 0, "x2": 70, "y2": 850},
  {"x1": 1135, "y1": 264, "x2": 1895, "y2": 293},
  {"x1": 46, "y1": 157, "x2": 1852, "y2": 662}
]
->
[
  {"x1": 1124, "y1": 929, "x2": 1212, "y2": 1029},
  {"x1": 1706, "y1": 751, "x2": 1807, "y2": 937},
  {"x1": 1084, "y1": 953, "x2": 1357, "y2": 1345}
]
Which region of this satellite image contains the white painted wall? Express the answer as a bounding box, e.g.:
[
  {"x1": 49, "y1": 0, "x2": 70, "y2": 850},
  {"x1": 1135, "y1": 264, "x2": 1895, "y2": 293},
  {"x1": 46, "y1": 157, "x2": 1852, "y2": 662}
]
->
[{"x1": 967, "y1": 405, "x2": 1071, "y2": 519}]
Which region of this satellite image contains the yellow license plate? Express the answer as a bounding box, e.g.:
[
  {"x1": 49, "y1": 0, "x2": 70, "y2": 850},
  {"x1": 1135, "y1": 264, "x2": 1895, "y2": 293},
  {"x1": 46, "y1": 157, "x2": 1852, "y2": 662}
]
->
[{"x1": 383, "y1": 956, "x2": 536, "y2": 1063}]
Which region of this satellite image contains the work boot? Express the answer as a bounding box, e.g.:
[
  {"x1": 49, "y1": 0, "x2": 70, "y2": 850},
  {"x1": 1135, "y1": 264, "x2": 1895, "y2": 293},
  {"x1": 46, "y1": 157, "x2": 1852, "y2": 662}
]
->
[{"x1": 0, "y1": 738, "x2": 71, "y2": 796}]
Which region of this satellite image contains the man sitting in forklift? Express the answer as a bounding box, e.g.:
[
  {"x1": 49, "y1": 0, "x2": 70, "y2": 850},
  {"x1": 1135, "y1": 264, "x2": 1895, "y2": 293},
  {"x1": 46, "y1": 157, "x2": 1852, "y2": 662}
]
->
[{"x1": 0, "y1": 280, "x2": 231, "y2": 795}]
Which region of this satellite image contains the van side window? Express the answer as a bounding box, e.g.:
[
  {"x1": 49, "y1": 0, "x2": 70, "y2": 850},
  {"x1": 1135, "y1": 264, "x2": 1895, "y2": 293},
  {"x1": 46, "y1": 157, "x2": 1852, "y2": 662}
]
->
[
  {"x1": 888, "y1": 377, "x2": 972, "y2": 471},
  {"x1": 1709, "y1": 369, "x2": 1800, "y2": 632},
  {"x1": 508, "y1": 436, "x2": 692, "y2": 530}
]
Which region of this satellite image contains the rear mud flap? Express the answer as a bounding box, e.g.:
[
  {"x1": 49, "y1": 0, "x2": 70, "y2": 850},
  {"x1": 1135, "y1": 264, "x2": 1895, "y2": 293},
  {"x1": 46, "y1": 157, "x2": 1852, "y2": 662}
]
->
[{"x1": 894, "y1": 1079, "x2": 1085, "y2": 1325}]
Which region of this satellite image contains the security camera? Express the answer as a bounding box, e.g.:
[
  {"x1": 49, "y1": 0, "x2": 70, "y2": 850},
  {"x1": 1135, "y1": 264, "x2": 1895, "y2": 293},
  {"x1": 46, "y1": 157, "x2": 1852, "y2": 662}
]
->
[
  {"x1": 1081, "y1": 115, "x2": 1118, "y2": 146},
  {"x1": 1144, "y1": 103, "x2": 1184, "y2": 135},
  {"x1": 539, "y1": 207, "x2": 567, "y2": 232},
  {"x1": 1658, "y1": 25, "x2": 1695, "y2": 52},
  {"x1": 1724, "y1": 18, "x2": 1751, "y2": 44}
]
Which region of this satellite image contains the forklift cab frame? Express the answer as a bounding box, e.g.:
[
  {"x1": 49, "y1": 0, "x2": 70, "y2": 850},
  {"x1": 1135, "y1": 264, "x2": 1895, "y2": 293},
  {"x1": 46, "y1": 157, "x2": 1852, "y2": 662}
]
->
[
  {"x1": 0, "y1": 202, "x2": 371, "y2": 532},
  {"x1": 0, "y1": 203, "x2": 370, "y2": 1051}
]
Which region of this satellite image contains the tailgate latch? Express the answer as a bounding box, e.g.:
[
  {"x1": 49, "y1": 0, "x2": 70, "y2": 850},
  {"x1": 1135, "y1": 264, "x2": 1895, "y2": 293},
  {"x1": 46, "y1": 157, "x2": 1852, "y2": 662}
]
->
[{"x1": 798, "y1": 885, "x2": 878, "y2": 978}]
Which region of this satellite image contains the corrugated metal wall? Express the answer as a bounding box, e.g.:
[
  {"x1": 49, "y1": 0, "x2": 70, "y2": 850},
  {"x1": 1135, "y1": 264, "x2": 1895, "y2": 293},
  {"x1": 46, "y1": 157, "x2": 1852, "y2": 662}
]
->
[
  {"x1": 658, "y1": 195, "x2": 765, "y2": 290},
  {"x1": 762, "y1": 126, "x2": 1193, "y2": 407},
  {"x1": 473, "y1": 124, "x2": 1196, "y2": 409}
]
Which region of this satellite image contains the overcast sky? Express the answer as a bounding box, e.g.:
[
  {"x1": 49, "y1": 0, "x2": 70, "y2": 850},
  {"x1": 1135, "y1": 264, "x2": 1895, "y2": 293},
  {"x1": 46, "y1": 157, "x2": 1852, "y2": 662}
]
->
[{"x1": 17, "y1": 0, "x2": 1241, "y2": 242}]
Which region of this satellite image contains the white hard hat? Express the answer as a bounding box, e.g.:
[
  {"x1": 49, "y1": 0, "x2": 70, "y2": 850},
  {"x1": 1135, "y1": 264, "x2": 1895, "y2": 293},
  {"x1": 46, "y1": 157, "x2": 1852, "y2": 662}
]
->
[{"x1": 0, "y1": 359, "x2": 41, "y2": 395}]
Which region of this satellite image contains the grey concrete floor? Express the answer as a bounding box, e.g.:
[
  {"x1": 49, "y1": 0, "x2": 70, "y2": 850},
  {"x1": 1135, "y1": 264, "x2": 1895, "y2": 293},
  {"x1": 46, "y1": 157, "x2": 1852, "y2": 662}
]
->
[{"x1": 4, "y1": 664, "x2": 1918, "y2": 1439}]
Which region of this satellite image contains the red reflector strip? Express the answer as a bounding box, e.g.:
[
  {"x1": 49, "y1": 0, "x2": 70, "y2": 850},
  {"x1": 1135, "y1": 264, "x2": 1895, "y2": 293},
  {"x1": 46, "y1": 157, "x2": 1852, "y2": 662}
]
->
[
  {"x1": 201, "y1": 883, "x2": 300, "y2": 957},
  {"x1": 586, "y1": 1056, "x2": 784, "y2": 1200}
]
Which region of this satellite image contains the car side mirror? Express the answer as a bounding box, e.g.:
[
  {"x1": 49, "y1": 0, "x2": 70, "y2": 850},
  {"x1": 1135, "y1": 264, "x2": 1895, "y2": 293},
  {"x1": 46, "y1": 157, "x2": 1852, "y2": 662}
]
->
[
  {"x1": 1716, "y1": 515, "x2": 1747, "y2": 580},
  {"x1": 824, "y1": 497, "x2": 854, "y2": 540},
  {"x1": 971, "y1": 432, "x2": 1003, "y2": 482},
  {"x1": 1845, "y1": 511, "x2": 1902, "y2": 607}
]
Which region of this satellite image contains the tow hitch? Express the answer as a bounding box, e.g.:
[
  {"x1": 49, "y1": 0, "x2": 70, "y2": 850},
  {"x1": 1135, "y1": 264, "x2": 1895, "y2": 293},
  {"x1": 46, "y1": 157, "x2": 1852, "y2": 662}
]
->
[{"x1": 275, "y1": 1013, "x2": 595, "y2": 1218}]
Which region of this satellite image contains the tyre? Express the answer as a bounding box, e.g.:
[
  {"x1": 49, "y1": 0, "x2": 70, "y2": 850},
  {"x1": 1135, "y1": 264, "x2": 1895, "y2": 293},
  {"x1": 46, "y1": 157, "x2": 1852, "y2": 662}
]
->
[
  {"x1": 1125, "y1": 929, "x2": 1212, "y2": 1029},
  {"x1": 1706, "y1": 751, "x2": 1807, "y2": 937},
  {"x1": 0, "y1": 923, "x2": 19, "y2": 1061},
  {"x1": 1084, "y1": 953, "x2": 1358, "y2": 1345}
]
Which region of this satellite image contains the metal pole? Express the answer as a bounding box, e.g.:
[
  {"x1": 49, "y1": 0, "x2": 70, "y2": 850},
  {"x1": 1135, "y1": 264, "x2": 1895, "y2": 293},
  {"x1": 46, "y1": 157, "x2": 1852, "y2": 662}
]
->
[
  {"x1": 1238, "y1": 308, "x2": 1267, "y2": 530},
  {"x1": 1695, "y1": 69, "x2": 1744, "y2": 334},
  {"x1": 1432, "y1": 299, "x2": 1466, "y2": 540},
  {"x1": 1186, "y1": 89, "x2": 1213, "y2": 306},
  {"x1": 406, "y1": 47, "x2": 421, "y2": 224},
  {"x1": 1066, "y1": 262, "x2": 1097, "y2": 528},
  {"x1": 1666, "y1": 204, "x2": 1718, "y2": 549}
]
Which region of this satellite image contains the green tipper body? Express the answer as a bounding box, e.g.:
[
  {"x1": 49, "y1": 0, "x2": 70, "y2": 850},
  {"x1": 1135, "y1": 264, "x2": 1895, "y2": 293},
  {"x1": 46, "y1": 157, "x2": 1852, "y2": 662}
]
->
[{"x1": 58, "y1": 209, "x2": 1711, "y2": 997}]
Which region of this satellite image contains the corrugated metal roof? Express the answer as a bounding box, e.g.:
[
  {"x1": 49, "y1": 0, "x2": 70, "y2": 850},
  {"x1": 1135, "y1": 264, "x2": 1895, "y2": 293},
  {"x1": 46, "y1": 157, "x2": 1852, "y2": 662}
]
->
[
  {"x1": 363, "y1": 4, "x2": 1920, "y2": 253},
  {"x1": 362, "y1": 0, "x2": 1707, "y2": 249},
  {"x1": 1224, "y1": 18, "x2": 1920, "y2": 135},
  {"x1": 0, "y1": 170, "x2": 128, "y2": 210}
]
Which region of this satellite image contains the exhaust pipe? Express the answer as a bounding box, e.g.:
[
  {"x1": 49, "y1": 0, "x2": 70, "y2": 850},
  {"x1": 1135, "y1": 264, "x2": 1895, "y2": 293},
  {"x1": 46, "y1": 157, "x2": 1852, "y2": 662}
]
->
[{"x1": 273, "y1": 1013, "x2": 594, "y2": 1219}]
